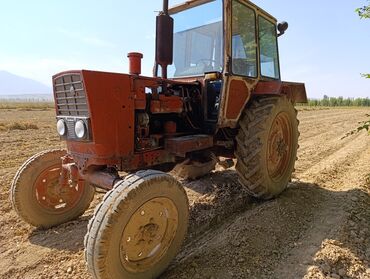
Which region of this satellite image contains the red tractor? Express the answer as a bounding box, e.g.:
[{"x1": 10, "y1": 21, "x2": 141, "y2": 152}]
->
[{"x1": 11, "y1": 0, "x2": 307, "y2": 278}]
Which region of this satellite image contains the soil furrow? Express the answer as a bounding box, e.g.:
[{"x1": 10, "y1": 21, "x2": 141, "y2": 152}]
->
[{"x1": 0, "y1": 108, "x2": 369, "y2": 279}]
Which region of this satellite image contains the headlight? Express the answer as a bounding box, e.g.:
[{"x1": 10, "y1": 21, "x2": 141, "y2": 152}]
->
[
  {"x1": 75, "y1": 120, "x2": 86, "y2": 139},
  {"x1": 56, "y1": 119, "x2": 66, "y2": 136}
]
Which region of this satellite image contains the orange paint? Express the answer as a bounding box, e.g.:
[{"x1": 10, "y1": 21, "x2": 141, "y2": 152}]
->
[
  {"x1": 127, "y1": 52, "x2": 143, "y2": 75},
  {"x1": 150, "y1": 95, "x2": 183, "y2": 114}
]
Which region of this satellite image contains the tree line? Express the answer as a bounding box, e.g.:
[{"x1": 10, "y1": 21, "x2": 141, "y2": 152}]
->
[{"x1": 302, "y1": 96, "x2": 370, "y2": 107}]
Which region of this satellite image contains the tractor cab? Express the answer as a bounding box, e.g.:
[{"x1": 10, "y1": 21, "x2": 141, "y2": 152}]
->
[
  {"x1": 163, "y1": 0, "x2": 297, "y2": 132},
  {"x1": 169, "y1": 0, "x2": 281, "y2": 80}
]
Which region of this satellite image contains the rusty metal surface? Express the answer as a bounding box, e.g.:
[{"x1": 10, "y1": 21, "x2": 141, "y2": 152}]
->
[
  {"x1": 150, "y1": 95, "x2": 183, "y2": 114},
  {"x1": 121, "y1": 149, "x2": 176, "y2": 171},
  {"x1": 155, "y1": 14, "x2": 174, "y2": 78},
  {"x1": 127, "y1": 52, "x2": 143, "y2": 75},
  {"x1": 82, "y1": 170, "x2": 121, "y2": 191},
  {"x1": 225, "y1": 79, "x2": 251, "y2": 119},
  {"x1": 253, "y1": 81, "x2": 307, "y2": 103},
  {"x1": 169, "y1": 0, "x2": 215, "y2": 15},
  {"x1": 34, "y1": 155, "x2": 86, "y2": 213},
  {"x1": 281, "y1": 81, "x2": 308, "y2": 103},
  {"x1": 218, "y1": 75, "x2": 258, "y2": 128},
  {"x1": 60, "y1": 70, "x2": 135, "y2": 170},
  {"x1": 165, "y1": 135, "x2": 214, "y2": 157},
  {"x1": 254, "y1": 81, "x2": 282, "y2": 95}
]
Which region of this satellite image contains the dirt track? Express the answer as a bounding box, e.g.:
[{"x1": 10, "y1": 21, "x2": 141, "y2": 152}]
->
[{"x1": 0, "y1": 107, "x2": 369, "y2": 279}]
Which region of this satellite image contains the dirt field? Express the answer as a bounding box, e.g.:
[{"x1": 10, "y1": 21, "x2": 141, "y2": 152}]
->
[{"x1": 0, "y1": 107, "x2": 369, "y2": 279}]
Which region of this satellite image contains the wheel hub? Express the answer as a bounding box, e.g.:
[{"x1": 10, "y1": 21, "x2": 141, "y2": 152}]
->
[
  {"x1": 34, "y1": 165, "x2": 85, "y2": 213},
  {"x1": 120, "y1": 197, "x2": 179, "y2": 272},
  {"x1": 267, "y1": 112, "x2": 292, "y2": 181}
]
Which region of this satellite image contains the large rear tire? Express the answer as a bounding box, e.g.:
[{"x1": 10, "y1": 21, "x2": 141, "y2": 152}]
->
[
  {"x1": 11, "y1": 149, "x2": 95, "y2": 228},
  {"x1": 84, "y1": 170, "x2": 189, "y2": 279},
  {"x1": 235, "y1": 96, "x2": 299, "y2": 199}
]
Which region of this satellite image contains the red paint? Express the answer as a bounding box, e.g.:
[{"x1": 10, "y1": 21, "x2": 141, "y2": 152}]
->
[
  {"x1": 226, "y1": 80, "x2": 250, "y2": 119},
  {"x1": 164, "y1": 121, "x2": 177, "y2": 134},
  {"x1": 151, "y1": 95, "x2": 183, "y2": 114},
  {"x1": 254, "y1": 81, "x2": 282, "y2": 95},
  {"x1": 127, "y1": 52, "x2": 143, "y2": 75}
]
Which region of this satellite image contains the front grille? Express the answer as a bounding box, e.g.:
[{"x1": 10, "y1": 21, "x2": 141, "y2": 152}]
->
[{"x1": 54, "y1": 74, "x2": 89, "y2": 116}]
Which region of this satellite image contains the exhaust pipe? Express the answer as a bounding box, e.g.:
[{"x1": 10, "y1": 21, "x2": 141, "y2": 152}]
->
[
  {"x1": 155, "y1": 0, "x2": 173, "y2": 79},
  {"x1": 163, "y1": 0, "x2": 169, "y2": 14}
]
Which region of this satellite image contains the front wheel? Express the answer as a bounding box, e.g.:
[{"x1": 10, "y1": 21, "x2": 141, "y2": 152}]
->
[
  {"x1": 235, "y1": 96, "x2": 299, "y2": 199},
  {"x1": 10, "y1": 149, "x2": 95, "y2": 228},
  {"x1": 84, "y1": 170, "x2": 189, "y2": 279}
]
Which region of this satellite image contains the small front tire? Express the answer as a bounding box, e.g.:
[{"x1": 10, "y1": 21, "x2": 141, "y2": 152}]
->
[
  {"x1": 85, "y1": 170, "x2": 189, "y2": 279},
  {"x1": 11, "y1": 149, "x2": 95, "y2": 228}
]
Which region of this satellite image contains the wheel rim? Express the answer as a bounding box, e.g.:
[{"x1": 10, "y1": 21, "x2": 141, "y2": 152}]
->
[
  {"x1": 267, "y1": 112, "x2": 292, "y2": 181},
  {"x1": 34, "y1": 164, "x2": 85, "y2": 213},
  {"x1": 119, "y1": 197, "x2": 179, "y2": 273}
]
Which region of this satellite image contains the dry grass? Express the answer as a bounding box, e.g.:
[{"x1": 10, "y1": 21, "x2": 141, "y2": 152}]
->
[
  {"x1": 0, "y1": 123, "x2": 6, "y2": 132},
  {"x1": 0, "y1": 121, "x2": 39, "y2": 131},
  {"x1": 0, "y1": 101, "x2": 53, "y2": 110}
]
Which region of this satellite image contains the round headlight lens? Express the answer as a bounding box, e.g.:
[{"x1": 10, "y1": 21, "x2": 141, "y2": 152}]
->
[
  {"x1": 56, "y1": 119, "x2": 66, "y2": 136},
  {"x1": 75, "y1": 120, "x2": 86, "y2": 139}
]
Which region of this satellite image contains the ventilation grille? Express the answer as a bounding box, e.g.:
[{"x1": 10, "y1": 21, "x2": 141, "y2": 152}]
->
[
  {"x1": 65, "y1": 119, "x2": 78, "y2": 140},
  {"x1": 54, "y1": 74, "x2": 89, "y2": 116}
]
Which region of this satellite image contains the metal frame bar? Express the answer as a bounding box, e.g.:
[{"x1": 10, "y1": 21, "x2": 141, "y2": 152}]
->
[{"x1": 169, "y1": 0, "x2": 215, "y2": 15}]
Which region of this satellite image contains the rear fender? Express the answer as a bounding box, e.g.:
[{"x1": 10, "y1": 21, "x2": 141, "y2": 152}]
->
[
  {"x1": 253, "y1": 81, "x2": 307, "y2": 103},
  {"x1": 218, "y1": 79, "x2": 307, "y2": 128}
]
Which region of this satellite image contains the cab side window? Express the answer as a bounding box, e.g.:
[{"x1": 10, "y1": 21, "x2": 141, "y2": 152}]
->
[
  {"x1": 232, "y1": 1, "x2": 257, "y2": 77},
  {"x1": 259, "y1": 17, "x2": 280, "y2": 79}
]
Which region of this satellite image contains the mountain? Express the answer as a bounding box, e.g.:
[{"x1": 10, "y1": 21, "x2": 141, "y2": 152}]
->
[{"x1": 0, "y1": 71, "x2": 52, "y2": 96}]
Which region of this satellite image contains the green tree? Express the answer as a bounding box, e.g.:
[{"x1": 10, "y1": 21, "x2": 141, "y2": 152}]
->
[
  {"x1": 356, "y1": 1, "x2": 370, "y2": 18},
  {"x1": 357, "y1": 1, "x2": 370, "y2": 78},
  {"x1": 322, "y1": 95, "x2": 329, "y2": 106}
]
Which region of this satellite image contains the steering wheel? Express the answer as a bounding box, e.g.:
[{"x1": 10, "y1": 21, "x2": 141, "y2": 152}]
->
[{"x1": 196, "y1": 59, "x2": 217, "y2": 67}]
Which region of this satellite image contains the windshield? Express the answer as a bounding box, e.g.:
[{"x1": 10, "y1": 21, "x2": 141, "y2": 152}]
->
[{"x1": 169, "y1": 0, "x2": 223, "y2": 78}]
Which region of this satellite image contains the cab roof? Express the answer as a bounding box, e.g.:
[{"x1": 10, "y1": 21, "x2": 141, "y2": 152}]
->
[{"x1": 169, "y1": 0, "x2": 277, "y2": 22}]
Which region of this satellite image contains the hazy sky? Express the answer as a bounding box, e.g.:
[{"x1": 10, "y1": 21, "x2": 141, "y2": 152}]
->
[{"x1": 0, "y1": 0, "x2": 369, "y2": 98}]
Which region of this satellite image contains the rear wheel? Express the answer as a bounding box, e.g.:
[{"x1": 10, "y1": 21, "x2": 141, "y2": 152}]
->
[
  {"x1": 11, "y1": 149, "x2": 95, "y2": 228},
  {"x1": 85, "y1": 170, "x2": 189, "y2": 279},
  {"x1": 235, "y1": 96, "x2": 299, "y2": 199}
]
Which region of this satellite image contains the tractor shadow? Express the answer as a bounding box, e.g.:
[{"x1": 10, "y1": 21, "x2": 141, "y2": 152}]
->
[
  {"x1": 28, "y1": 214, "x2": 93, "y2": 252},
  {"x1": 180, "y1": 169, "x2": 256, "y2": 236},
  {"x1": 28, "y1": 169, "x2": 249, "y2": 252}
]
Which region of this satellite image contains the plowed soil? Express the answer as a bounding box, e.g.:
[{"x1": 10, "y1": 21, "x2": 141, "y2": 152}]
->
[{"x1": 0, "y1": 107, "x2": 369, "y2": 279}]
